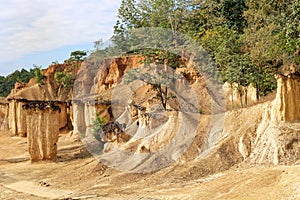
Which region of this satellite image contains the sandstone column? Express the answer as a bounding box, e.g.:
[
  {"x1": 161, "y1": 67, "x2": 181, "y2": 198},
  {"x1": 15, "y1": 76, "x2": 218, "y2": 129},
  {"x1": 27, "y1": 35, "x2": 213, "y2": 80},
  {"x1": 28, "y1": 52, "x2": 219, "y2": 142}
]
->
[
  {"x1": 25, "y1": 102, "x2": 60, "y2": 162},
  {"x1": 8, "y1": 100, "x2": 17, "y2": 135},
  {"x1": 73, "y1": 102, "x2": 86, "y2": 137},
  {"x1": 0, "y1": 102, "x2": 9, "y2": 131},
  {"x1": 273, "y1": 74, "x2": 300, "y2": 122}
]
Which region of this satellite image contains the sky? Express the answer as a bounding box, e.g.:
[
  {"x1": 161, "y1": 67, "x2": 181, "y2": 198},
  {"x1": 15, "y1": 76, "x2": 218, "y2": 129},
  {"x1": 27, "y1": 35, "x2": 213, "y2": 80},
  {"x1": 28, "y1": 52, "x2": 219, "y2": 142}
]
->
[{"x1": 0, "y1": 0, "x2": 122, "y2": 76}]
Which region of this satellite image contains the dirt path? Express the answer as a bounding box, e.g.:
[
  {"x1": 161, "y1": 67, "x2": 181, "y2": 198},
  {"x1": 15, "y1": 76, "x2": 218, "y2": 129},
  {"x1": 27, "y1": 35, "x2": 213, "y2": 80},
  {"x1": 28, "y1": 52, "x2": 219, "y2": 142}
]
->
[{"x1": 1, "y1": 131, "x2": 300, "y2": 199}]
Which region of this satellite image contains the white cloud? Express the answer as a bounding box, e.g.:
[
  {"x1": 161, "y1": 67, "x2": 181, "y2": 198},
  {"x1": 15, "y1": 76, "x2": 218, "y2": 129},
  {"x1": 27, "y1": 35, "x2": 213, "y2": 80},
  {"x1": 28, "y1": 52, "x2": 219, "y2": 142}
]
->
[{"x1": 0, "y1": 0, "x2": 121, "y2": 62}]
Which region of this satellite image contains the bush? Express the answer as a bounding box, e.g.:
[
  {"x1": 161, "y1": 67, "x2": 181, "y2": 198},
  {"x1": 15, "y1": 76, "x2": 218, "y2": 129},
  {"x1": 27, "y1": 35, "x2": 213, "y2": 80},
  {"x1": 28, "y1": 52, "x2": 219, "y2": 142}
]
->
[
  {"x1": 34, "y1": 66, "x2": 46, "y2": 85},
  {"x1": 54, "y1": 72, "x2": 75, "y2": 91},
  {"x1": 92, "y1": 113, "x2": 107, "y2": 142}
]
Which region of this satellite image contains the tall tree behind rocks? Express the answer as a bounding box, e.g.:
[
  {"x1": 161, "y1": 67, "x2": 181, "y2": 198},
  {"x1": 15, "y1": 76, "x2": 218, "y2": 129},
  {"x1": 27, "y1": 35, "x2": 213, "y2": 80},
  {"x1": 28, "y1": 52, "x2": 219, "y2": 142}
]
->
[
  {"x1": 244, "y1": 0, "x2": 300, "y2": 98},
  {"x1": 111, "y1": 0, "x2": 300, "y2": 101},
  {"x1": 112, "y1": 0, "x2": 191, "y2": 52},
  {"x1": 0, "y1": 68, "x2": 35, "y2": 97}
]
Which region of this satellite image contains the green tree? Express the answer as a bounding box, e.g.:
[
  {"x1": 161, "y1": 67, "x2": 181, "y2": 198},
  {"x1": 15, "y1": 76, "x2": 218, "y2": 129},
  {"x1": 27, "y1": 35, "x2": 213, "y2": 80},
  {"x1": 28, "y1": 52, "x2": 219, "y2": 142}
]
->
[
  {"x1": 220, "y1": 0, "x2": 247, "y2": 33},
  {"x1": 112, "y1": 0, "x2": 191, "y2": 51},
  {"x1": 93, "y1": 113, "x2": 107, "y2": 142},
  {"x1": 65, "y1": 50, "x2": 87, "y2": 63},
  {"x1": 0, "y1": 68, "x2": 36, "y2": 97},
  {"x1": 243, "y1": 0, "x2": 288, "y2": 98},
  {"x1": 54, "y1": 71, "x2": 75, "y2": 91},
  {"x1": 200, "y1": 26, "x2": 254, "y2": 106},
  {"x1": 34, "y1": 66, "x2": 46, "y2": 85}
]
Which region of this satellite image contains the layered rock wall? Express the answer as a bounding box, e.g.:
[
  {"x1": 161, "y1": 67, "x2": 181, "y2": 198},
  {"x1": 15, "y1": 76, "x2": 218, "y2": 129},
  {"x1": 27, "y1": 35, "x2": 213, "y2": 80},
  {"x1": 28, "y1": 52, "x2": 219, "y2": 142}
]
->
[{"x1": 248, "y1": 74, "x2": 300, "y2": 165}]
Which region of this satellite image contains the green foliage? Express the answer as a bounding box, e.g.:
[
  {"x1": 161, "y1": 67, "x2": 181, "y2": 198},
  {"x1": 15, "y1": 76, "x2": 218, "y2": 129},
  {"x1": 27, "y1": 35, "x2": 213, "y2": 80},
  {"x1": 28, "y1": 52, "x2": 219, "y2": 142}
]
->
[
  {"x1": 112, "y1": 0, "x2": 191, "y2": 51},
  {"x1": 141, "y1": 49, "x2": 185, "y2": 69},
  {"x1": 65, "y1": 50, "x2": 87, "y2": 63},
  {"x1": 0, "y1": 68, "x2": 36, "y2": 97},
  {"x1": 54, "y1": 71, "x2": 75, "y2": 91},
  {"x1": 220, "y1": 0, "x2": 247, "y2": 33},
  {"x1": 34, "y1": 66, "x2": 46, "y2": 85},
  {"x1": 93, "y1": 113, "x2": 107, "y2": 142}
]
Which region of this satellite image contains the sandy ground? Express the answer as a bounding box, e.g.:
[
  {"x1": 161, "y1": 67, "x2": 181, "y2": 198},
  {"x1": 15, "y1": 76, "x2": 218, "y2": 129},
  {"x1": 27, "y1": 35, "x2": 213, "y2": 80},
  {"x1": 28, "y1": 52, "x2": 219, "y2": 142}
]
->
[{"x1": 1, "y1": 131, "x2": 300, "y2": 199}]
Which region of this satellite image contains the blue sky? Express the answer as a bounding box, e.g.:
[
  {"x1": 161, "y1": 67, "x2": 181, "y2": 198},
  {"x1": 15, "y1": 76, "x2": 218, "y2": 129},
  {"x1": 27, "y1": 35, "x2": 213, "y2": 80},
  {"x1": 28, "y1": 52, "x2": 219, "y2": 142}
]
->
[{"x1": 0, "y1": 0, "x2": 122, "y2": 76}]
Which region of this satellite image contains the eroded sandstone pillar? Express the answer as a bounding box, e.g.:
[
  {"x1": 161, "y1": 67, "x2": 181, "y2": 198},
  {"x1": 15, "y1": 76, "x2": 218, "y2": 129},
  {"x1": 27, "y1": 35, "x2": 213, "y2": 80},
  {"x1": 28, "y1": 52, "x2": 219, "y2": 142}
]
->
[
  {"x1": 273, "y1": 74, "x2": 300, "y2": 122},
  {"x1": 25, "y1": 102, "x2": 60, "y2": 162},
  {"x1": 0, "y1": 102, "x2": 9, "y2": 131},
  {"x1": 8, "y1": 100, "x2": 17, "y2": 135}
]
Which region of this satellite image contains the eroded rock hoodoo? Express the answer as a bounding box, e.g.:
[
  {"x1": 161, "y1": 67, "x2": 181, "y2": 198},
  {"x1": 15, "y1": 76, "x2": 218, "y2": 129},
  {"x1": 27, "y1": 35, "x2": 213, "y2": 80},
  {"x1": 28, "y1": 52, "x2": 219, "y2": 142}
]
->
[
  {"x1": 248, "y1": 74, "x2": 300, "y2": 165},
  {"x1": 273, "y1": 74, "x2": 300, "y2": 123},
  {"x1": 24, "y1": 101, "x2": 61, "y2": 162},
  {"x1": 4, "y1": 63, "x2": 75, "y2": 162}
]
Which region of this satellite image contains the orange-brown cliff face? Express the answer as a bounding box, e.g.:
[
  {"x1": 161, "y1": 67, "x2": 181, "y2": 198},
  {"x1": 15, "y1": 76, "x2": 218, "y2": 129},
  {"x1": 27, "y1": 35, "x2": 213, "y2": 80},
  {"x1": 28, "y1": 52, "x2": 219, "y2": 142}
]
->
[
  {"x1": 73, "y1": 56, "x2": 144, "y2": 140},
  {"x1": 73, "y1": 55, "x2": 144, "y2": 97},
  {"x1": 94, "y1": 56, "x2": 144, "y2": 93}
]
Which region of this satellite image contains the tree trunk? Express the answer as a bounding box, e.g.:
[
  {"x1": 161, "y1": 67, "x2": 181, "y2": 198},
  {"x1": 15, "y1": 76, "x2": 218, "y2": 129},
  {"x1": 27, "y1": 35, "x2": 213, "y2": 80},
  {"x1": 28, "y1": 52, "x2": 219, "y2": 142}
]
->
[{"x1": 157, "y1": 85, "x2": 167, "y2": 111}]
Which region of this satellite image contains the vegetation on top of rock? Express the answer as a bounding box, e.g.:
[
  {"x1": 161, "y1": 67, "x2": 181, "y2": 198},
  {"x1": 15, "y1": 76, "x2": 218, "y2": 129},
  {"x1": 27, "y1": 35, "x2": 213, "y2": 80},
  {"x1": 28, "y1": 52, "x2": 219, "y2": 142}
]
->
[
  {"x1": 64, "y1": 50, "x2": 87, "y2": 63},
  {"x1": 33, "y1": 66, "x2": 46, "y2": 85},
  {"x1": 0, "y1": 68, "x2": 35, "y2": 97},
  {"x1": 54, "y1": 71, "x2": 75, "y2": 92}
]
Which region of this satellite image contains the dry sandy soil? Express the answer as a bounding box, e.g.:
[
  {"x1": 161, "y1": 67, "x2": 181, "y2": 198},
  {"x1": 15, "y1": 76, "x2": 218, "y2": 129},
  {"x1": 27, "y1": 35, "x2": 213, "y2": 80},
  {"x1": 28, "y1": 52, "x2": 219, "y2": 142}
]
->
[{"x1": 1, "y1": 130, "x2": 300, "y2": 200}]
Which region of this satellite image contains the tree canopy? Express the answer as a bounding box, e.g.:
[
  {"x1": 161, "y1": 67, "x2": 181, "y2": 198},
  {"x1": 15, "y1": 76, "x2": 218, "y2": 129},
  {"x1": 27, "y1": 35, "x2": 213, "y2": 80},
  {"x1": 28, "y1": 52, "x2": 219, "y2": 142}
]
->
[
  {"x1": 0, "y1": 68, "x2": 35, "y2": 97},
  {"x1": 111, "y1": 0, "x2": 300, "y2": 101}
]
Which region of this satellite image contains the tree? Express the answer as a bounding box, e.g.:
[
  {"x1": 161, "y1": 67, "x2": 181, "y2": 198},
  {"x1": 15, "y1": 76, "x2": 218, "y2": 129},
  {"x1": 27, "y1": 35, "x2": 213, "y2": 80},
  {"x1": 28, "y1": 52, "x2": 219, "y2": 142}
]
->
[
  {"x1": 112, "y1": 0, "x2": 191, "y2": 51},
  {"x1": 0, "y1": 68, "x2": 38, "y2": 97},
  {"x1": 111, "y1": 0, "x2": 299, "y2": 101},
  {"x1": 220, "y1": 0, "x2": 247, "y2": 33},
  {"x1": 65, "y1": 50, "x2": 87, "y2": 63},
  {"x1": 54, "y1": 71, "x2": 75, "y2": 92},
  {"x1": 200, "y1": 26, "x2": 254, "y2": 106},
  {"x1": 93, "y1": 112, "x2": 107, "y2": 142},
  {"x1": 33, "y1": 66, "x2": 46, "y2": 85},
  {"x1": 93, "y1": 39, "x2": 104, "y2": 51},
  {"x1": 243, "y1": 0, "x2": 288, "y2": 98}
]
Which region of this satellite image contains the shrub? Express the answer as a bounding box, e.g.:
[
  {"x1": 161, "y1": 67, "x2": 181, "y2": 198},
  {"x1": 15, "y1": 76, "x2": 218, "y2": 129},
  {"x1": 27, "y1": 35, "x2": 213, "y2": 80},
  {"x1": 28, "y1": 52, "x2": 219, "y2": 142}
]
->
[
  {"x1": 54, "y1": 72, "x2": 75, "y2": 91},
  {"x1": 34, "y1": 66, "x2": 46, "y2": 85},
  {"x1": 92, "y1": 113, "x2": 107, "y2": 142}
]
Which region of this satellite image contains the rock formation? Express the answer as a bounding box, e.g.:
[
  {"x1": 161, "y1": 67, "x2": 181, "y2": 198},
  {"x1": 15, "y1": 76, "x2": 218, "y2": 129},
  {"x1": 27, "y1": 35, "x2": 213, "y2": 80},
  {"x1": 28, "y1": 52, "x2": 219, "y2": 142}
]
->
[
  {"x1": 223, "y1": 82, "x2": 257, "y2": 109},
  {"x1": 6, "y1": 63, "x2": 75, "y2": 137},
  {"x1": 2, "y1": 54, "x2": 300, "y2": 171},
  {"x1": 171, "y1": 73, "x2": 300, "y2": 178},
  {"x1": 273, "y1": 74, "x2": 300, "y2": 122},
  {"x1": 248, "y1": 74, "x2": 300, "y2": 165},
  {"x1": 24, "y1": 101, "x2": 61, "y2": 162},
  {"x1": 0, "y1": 98, "x2": 9, "y2": 131}
]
